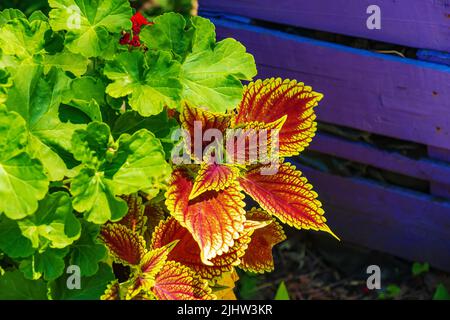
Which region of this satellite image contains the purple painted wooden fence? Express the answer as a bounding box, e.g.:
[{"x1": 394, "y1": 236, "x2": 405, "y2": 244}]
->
[
  {"x1": 200, "y1": 0, "x2": 450, "y2": 52},
  {"x1": 296, "y1": 164, "x2": 450, "y2": 271},
  {"x1": 210, "y1": 19, "x2": 450, "y2": 151},
  {"x1": 310, "y1": 133, "x2": 450, "y2": 187}
]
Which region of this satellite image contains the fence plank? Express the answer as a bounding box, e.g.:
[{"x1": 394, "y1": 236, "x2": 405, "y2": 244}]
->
[
  {"x1": 310, "y1": 133, "x2": 450, "y2": 190},
  {"x1": 294, "y1": 164, "x2": 450, "y2": 271},
  {"x1": 428, "y1": 147, "x2": 450, "y2": 198},
  {"x1": 210, "y1": 18, "x2": 450, "y2": 150},
  {"x1": 201, "y1": 0, "x2": 450, "y2": 52}
]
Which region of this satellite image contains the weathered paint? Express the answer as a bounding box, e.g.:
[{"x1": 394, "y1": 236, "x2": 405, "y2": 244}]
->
[{"x1": 201, "y1": 0, "x2": 450, "y2": 52}]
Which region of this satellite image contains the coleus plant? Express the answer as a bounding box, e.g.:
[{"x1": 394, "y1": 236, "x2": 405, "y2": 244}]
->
[{"x1": 0, "y1": 0, "x2": 336, "y2": 300}]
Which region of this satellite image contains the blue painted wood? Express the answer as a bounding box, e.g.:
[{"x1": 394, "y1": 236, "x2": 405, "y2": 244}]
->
[
  {"x1": 310, "y1": 133, "x2": 450, "y2": 192},
  {"x1": 208, "y1": 17, "x2": 450, "y2": 150},
  {"x1": 200, "y1": 0, "x2": 450, "y2": 52},
  {"x1": 417, "y1": 50, "x2": 450, "y2": 67},
  {"x1": 293, "y1": 163, "x2": 450, "y2": 272},
  {"x1": 428, "y1": 147, "x2": 450, "y2": 198}
]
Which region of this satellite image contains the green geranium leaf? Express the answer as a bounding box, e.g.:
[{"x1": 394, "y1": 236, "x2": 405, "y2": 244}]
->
[
  {"x1": 70, "y1": 122, "x2": 170, "y2": 224},
  {"x1": 48, "y1": 0, "x2": 132, "y2": 57},
  {"x1": 104, "y1": 50, "x2": 182, "y2": 116},
  {"x1": 0, "y1": 68, "x2": 12, "y2": 104},
  {"x1": 0, "y1": 109, "x2": 48, "y2": 219},
  {"x1": 50, "y1": 263, "x2": 114, "y2": 300},
  {"x1": 61, "y1": 76, "x2": 105, "y2": 122},
  {"x1": 0, "y1": 18, "x2": 49, "y2": 61},
  {"x1": 180, "y1": 16, "x2": 257, "y2": 112},
  {"x1": 140, "y1": 12, "x2": 194, "y2": 61},
  {"x1": 0, "y1": 9, "x2": 26, "y2": 27},
  {"x1": 5, "y1": 65, "x2": 84, "y2": 180},
  {"x1": 69, "y1": 220, "x2": 107, "y2": 277},
  {"x1": 108, "y1": 129, "x2": 172, "y2": 196},
  {"x1": 0, "y1": 215, "x2": 35, "y2": 258},
  {"x1": 43, "y1": 51, "x2": 89, "y2": 77},
  {"x1": 19, "y1": 248, "x2": 69, "y2": 281},
  {"x1": 112, "y1": 110, "x2": 178, "y2": 157},
  {"x1": 18, "y1": 192, "x2": 81, "y2": 249},
  {"x1": 0, "y1": 270, "x2": 48, "y2": 300},
  {"x1": 190, "y1": 16, "x2": 215, "y2": 53},
  {"x1": 29, "y1": 11, "x2": 49, "y2": 23},
  {"x1": 71, "y1": 168, "x2": 128, "y2": 224},
  {"x1": 72, "y1": 121, "x2": 111, "y2": 167}
]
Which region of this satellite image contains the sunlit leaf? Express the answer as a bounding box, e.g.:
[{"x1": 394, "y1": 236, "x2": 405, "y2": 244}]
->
[
  {"x1": 152, "y1": 261, "x2": 215, "y2": 300},
  {"x1": 100, "y1": 224, "x2": 147, "y2": 266},
  {"x1": 165, "y1": 168, "x2": 246, "y2": 264},
  {"x1": 238, "y1": 162, "x2": 337, "y2": 238},
  {"x1": 234, "y1": 78, "x2": 322, "y2": 157},
  {"x1": 151, "y1": 217, "x2": 250, "y2": 280},
  {"x1": 190, "y1": 163, "x2": 239, "y2": 200},
  {"x1": 239, "y1": 209, "x2": 286, "y2": 273},
  {"x1": 48, "y1": 0, "x2": 132, "y2": 57}
]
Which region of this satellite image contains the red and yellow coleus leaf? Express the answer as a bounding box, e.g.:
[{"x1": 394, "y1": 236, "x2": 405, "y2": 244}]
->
[
  {"x1": 101, "y1": 281, "x2": 121, "y2": 300},
  {"x1": 127, "y1": 242, "x2": 178, "y2": 299},
  {"x1": 140, "y1": 242, "x2": 178, "y2": 278},
  {"x1": 189, "y1": 163, "x2": 240, "y2": 200},
  {"x1": 152, "y1": 261, "x2": 215, "y2": 300},
  {"x1": 151, "y1": 217, "x2": 253, "y2": 280},
  {"x1": 234, "y1": 78, "x2": 322, "y2": 157},
  {"x1": 238, "y1": 162, "x2": 337, "y2": 238},
  {"x1": 144, "y1": 201, "x2": 167, "y2": 240},
  {"x1": 165, "y1": 168, "x2": 246, "y2": 265},
  {"x1": 225, "y1": 116, "x2": 286, "y2": 165},
  {"x1": 119, "y1": 194, "x2": 147, "y2": 235},
  {"x1": 99, "y1": 224, "x2": 147, "y2": 266},
  {"x1": 239, "y1": 209, "x2": 286, "y2": 273},
  {"x1": 180, "y1": 103, "x2": 231, "y2": 162}
]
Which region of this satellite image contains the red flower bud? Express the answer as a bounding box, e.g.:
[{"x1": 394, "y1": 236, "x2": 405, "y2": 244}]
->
[{"x1": 119, "y1": 32, "x2": 131, "y2": 45}]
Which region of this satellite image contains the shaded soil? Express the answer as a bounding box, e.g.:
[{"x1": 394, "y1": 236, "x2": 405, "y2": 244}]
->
[{"x1": 237, "y1": 228, "x2": 450, "y2": 300}]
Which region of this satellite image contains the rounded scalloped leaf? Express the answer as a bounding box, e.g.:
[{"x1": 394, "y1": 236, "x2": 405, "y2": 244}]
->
[
  {"x1": 0, "y1": 109, "x2": 49, "y2": 219},
  {"x1": 152, "y1": 261, "x2": 215, "y2": 300},
  {"x1": 239, "y1": 209, "x2": 286, "y2": 273},
  {"x1": 151, "y1": 217, "x2": 251, "y2": 280},
  {"x1": 99, "y1": 224, "x2": 147, "y2": 266},
  {"x1": 165, "y1": 168, "x2": 246, "y2": 264},
  {"x1": 234, "y1": 78, "x2": 323, "y2": 157},
  {"x1": 238, "y1": 162, "x2": 337, "y2": 238}
]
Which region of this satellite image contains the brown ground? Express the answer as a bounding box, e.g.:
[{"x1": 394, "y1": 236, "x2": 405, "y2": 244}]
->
[{"x1": 237, "y1": 228, "x2": 450, "y2": 300}]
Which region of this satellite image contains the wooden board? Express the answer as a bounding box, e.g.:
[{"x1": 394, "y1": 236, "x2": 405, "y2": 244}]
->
[
  {"x1": 310, "y1": 133, "x2": 450, "y2": 191},
  {"x1": 294, "y1": 164, "x2": 450, "y2": 271},
  {"x1": 428, "y1": 147, "x2": 450, "y2": 198},
  {"x1": 209, "y1": 18, "x2": 450, "y2": 150},
  {"x1": 200, "y1": 0, "x2": 450, "y2": 52}
]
